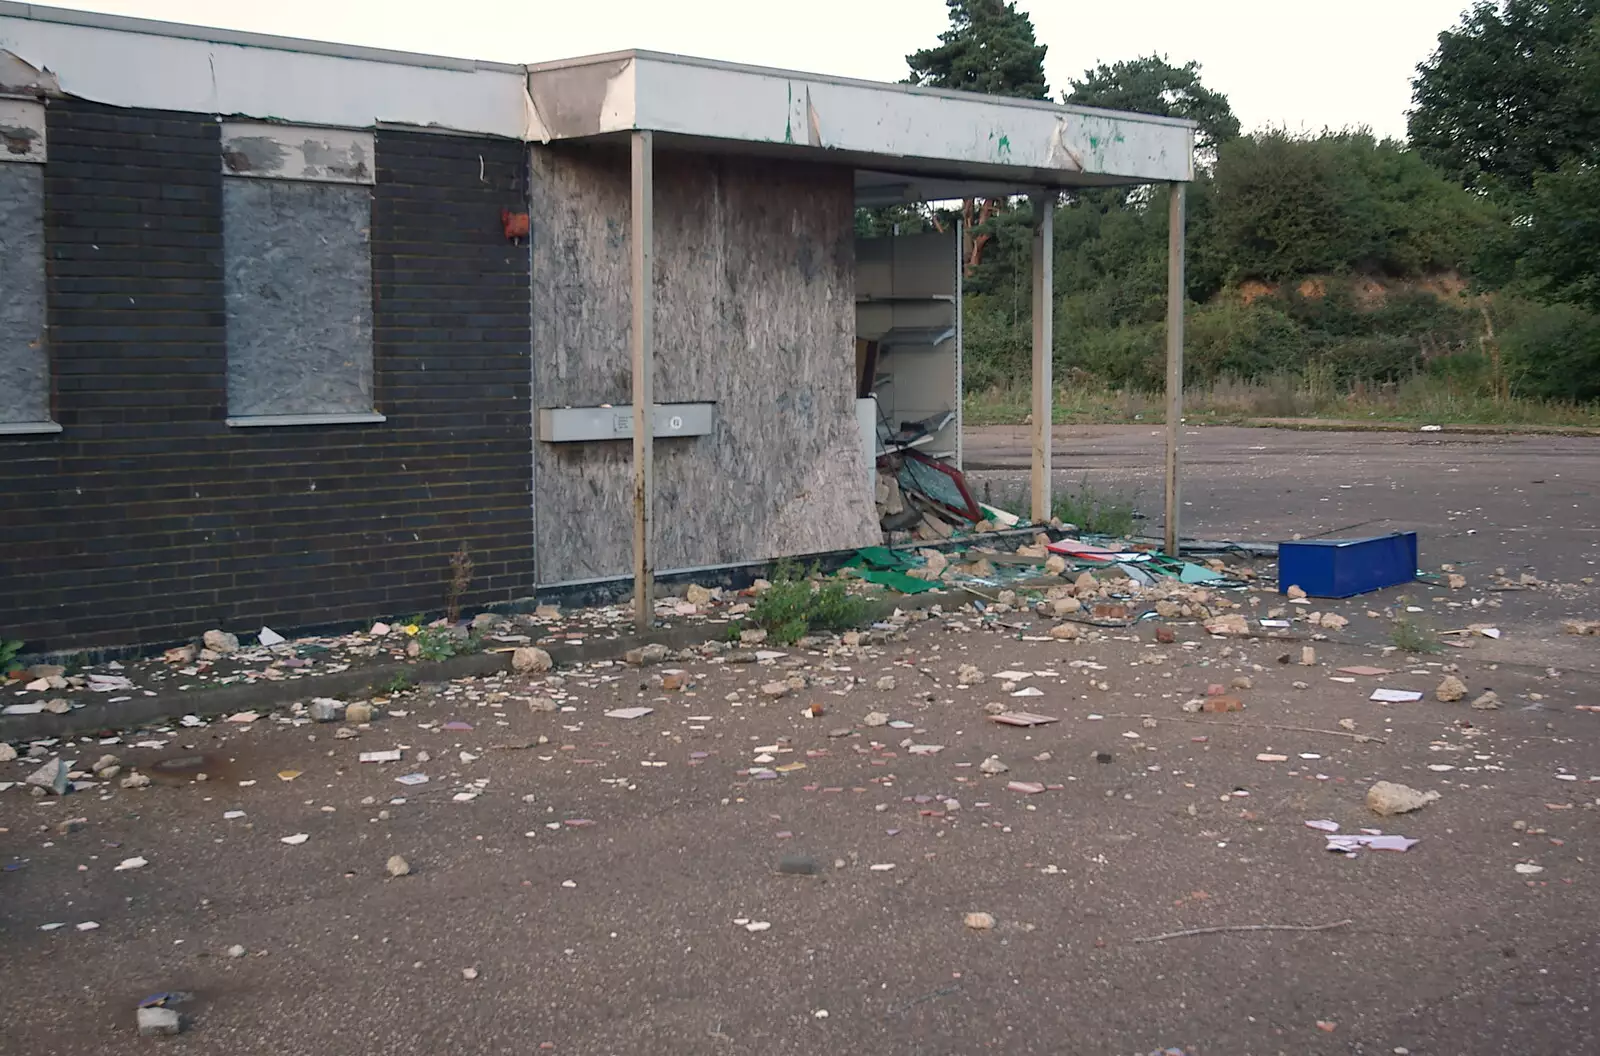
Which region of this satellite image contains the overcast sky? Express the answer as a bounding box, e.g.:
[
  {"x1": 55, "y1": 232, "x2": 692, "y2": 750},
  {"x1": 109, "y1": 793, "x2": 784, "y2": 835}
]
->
[{"x1": 33, "y1": 0, "x2": 1470, "y2": 140}]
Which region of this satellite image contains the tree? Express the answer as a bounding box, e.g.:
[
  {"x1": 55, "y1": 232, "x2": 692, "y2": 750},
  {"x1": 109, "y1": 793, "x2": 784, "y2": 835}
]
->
[
  {"x1": 905, "y1": 0, "x2": 1049, "y2": 100},
  {"x1": 1212, "y1": 131, "x2": 1493, "y2": 283},
  {"x1": 1519, "y1": 160, "x2": 1600, "y2": 312},
  {"x1": 902, "y1": 0, "x2": 1050, "y2": 276},
  {"x1": 1409, "y1": 0, "x2": 1600, "y2": 196},
  {"x1": 1064, "y1": 55, "x2": 1241, "y2": 158}
]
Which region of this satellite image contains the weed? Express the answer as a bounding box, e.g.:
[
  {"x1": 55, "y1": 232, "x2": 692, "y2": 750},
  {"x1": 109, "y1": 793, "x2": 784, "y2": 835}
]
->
[
  {"x1": 445, "y1": 543, "x2": 474, "y2": 624},
  {"x1": 1052, "y1": 479, "x2": 1138, "y2": 537},
  {"x1": 415, "y1": 626, "x2": 479, "y2": 662},
  {"x1": 964, "y1": 374, "x2": 1600, "y2": 430},
  {"x1": 749, "y1": 561, "x2": 869, "y2": 646},
  {"x1": 724, "y1": 621, "x2": 745, "y2": 643},
  {"x1": 379, "y1": 671, "x2": 414, "y2": 695},
  {"x1": 0, "y1": 639, "x2": 23, "y2": 674},
  {"x1": 1390, "y1": 616, "x2": 1440, "y2": 654}
]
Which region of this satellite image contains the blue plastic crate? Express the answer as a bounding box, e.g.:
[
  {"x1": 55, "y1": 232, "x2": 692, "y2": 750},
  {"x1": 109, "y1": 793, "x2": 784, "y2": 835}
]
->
[{"x1": 1278, "y1": 532, "x2": 1417, "y2": 598}]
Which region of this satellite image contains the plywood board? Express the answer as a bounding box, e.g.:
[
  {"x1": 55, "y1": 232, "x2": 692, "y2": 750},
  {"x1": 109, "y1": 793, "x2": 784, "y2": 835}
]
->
[{"x1": 531, "y1": 145, "x2": 879, "y2": 582}]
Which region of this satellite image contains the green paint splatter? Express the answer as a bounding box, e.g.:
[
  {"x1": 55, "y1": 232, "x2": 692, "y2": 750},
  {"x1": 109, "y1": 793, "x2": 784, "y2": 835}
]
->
[
  {"x1": 997, "y1": 134, "x2": 1011, "y2": 158},
  {"x1": 784, "y1": 82, "x2": 794, "y2": 144}
]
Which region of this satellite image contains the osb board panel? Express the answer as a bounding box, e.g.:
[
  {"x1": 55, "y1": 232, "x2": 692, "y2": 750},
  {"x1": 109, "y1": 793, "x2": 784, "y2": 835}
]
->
[{"x1": 530, "y1": 145, "x2": 878, "y2": 582}]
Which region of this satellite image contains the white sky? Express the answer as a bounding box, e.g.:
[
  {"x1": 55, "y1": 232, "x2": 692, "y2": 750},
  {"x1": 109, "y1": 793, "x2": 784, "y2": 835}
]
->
[{"x1": 31, "y1": 0, "x2": 1469, "y2": 140}]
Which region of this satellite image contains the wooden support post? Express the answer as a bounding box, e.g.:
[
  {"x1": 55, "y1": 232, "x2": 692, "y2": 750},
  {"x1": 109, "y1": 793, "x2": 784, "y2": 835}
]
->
[
  {"x1": 1030, "y1": 191, "x2": 1054, "y2": 524},
  {"x1": 1164, "y1": 182, "x2": 1187, "y2": 557},
  {"x1": 631, "y1": 130, "x2": 655, "y2": 632}
]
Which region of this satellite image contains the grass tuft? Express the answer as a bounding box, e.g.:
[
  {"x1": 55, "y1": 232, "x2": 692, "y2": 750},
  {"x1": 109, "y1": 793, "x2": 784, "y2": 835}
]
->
[{"x1": 749, "y1": 561, "x2": 870, "y2": 646}]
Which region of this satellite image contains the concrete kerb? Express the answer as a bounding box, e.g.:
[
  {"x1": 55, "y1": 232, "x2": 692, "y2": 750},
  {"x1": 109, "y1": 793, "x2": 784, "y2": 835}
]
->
[{"x1": 0, "y1": 587, "x2": 986, "y2": 742}]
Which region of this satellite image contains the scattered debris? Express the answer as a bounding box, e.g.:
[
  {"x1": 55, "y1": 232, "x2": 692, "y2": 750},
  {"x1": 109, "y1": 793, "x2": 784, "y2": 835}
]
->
[
  {"x1": 1367, "y1": 781, "x2": 1440, "y2": 816},
  {"x1": 604, "y1": 707, "x2": 653, "y2": 720},
  {"x1": 202, "y1": 629, "x2": 239, "y2": 654},
  {"x1": 114, "y1": 856, "x2": 149, "y2": 872},
  {"x1": 1204, "y1": 615, "x2": 1249, "y2": 636},
  {"x1": 987, "y1": 711, "x2": 1059, "y2": 727},
  {"x1": 1435, "y1": 676, "x2": 1467, "y2": 702},
  {"x1": 136, "y1": 1006, "x2": 181, "y2": 1037},
  {"x1": 25, "y1": 758, "x2": 70, "y2": 796},
  {"x1": 1326, "y1": 833, "x2": 1418, "y2": 853},
  {"x1": 308, "y1": 698, "x2": 345, "y2": 722},
  {"x1": 1370, "y1": 688, "x2": 1423, "y2": 703},
  {"x1": 386, "y1": 855, "x2": 411, "y2": 877},
  {"x1": 512, "y1": 647, "x2": 553, "y2": 674},
  {"x1": 1470, "y1": 691, "x2": 1501, "y2": 711},
  {"x1": 978, "y1": 755, "x2": 1009, "y2": 776},
  {"x1": 963, "y1": 912, "x2": 995, "y2": 931}
]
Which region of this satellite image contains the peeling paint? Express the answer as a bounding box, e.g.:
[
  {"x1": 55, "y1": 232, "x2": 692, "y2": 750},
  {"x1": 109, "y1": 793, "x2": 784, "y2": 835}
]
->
[
  {"x1": 222, "y1": 135, "x2": 289, "y2": 175},
  {"x1": 804, "y1": 87, "x2": 823, "y2": 148},
  {"x1": 221, "y1": 123, "x2": 374, "y2": 185},
  {"x1": 0, "y1": 49, "x2": 60, "y2": 96},
  {"x1": 301, "y1": 137, "x2": 370, "y2": 182},
  {"x1": 0, "y1": 100, "x2": 46, "y2": 163},
  {"x1": 0, "y1": 125, "x2": 35, "y2": 155},
  {"x1": 1048, "y1": 119, "x2": 1083, "y2": 171},
  {"x1": 523, "y1": 57, "x2": 633, "y2": 139}
]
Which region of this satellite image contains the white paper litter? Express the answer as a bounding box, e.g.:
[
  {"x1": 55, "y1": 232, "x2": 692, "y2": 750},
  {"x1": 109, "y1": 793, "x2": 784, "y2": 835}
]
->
[
  {"x1": 395, "y1": 773, "x2": 429, "y2": 786},
  {"x1": 994, "y1": 670, "x2": 1033, "y2": 681},
  {"x1": 280, "y1": 833, "x2": 309, "y2": 845},
  {"x1": 1, "y1": 703, "x2": 45, "y2": 716},
  {"x1": 258, "y1": 626, "x2": 286, "y2": 646},
  {"x1": 1514, "y1": 863, "x2": 1544, "y2": 875},
  {"x1": 1304, "y1": 819, "x2": 1340, "y2": 833},
  {"x1": 604, "y1": 707, "x2": 654, "y2": 720},
  {"x1": 1370, "y1": 688, "x2": 1424, "y2": 703},
  {"x1": 1010, "y1": 686, "x2": 1044, "y2": 697},
  {"x1": 1326, "y1": 833, "x2": 1418, "y2": 853},
  {"x1": 359, "y1": 750, "x2": 404, "y2": 763},
  {"x1": 86, "y1": 674, "x2": 135, "y2": 692},
  {"x1": 113, "y1": 856, "x2": 148, "y2": 871},
  {"x1": 222, "y1": 810, "x2": 246, "y2": 820}
]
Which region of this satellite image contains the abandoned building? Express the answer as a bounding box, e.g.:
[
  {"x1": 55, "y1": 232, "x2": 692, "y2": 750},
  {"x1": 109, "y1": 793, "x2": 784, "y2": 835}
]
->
[{"x1": 0, "y1": 3, "x2": 1195, "y2": 652}]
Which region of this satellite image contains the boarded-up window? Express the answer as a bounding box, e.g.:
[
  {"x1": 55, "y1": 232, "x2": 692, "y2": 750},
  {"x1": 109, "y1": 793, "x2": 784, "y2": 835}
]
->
[
  {"x1": 220, "y1": 125, "x2": 378, "y2": 425},
  {"x1": 0, "y1": 100, "x2": 52, "y2": 434}
]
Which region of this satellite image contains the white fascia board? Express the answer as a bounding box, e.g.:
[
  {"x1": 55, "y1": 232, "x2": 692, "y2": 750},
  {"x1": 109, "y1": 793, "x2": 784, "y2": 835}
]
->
[
  {"x1": 628, "y1": 53, "x2": 1193, "y2": 184},
  {"x1": 0, "y1": 11, "x2": 528, "y2": 137}
]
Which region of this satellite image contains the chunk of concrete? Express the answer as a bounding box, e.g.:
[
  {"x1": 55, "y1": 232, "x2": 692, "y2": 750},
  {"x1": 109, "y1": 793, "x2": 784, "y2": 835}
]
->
[
  {"x1": 136, "y1": 1006, "x2": 180, "y2": 1037},
  {"x1": 1367, "y1": 780, "x2": 1439, "y2": 816}
]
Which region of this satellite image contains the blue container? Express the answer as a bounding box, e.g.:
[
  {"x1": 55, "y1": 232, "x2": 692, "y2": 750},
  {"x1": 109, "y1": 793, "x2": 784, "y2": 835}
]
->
[{"x1": 1278, "y1": 532, "x2": 1417, "y2": 598}]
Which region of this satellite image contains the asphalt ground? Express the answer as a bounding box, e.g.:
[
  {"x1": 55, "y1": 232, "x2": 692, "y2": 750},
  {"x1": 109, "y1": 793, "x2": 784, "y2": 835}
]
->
[{"x1": 3, "y1": 426, "x2": 1599, "y2": 1056}]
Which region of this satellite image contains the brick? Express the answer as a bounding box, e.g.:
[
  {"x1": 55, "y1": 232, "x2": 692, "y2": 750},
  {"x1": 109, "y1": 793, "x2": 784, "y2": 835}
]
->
[{"x1": 0, "y1": 106, "x2": 534, "y2": 653}]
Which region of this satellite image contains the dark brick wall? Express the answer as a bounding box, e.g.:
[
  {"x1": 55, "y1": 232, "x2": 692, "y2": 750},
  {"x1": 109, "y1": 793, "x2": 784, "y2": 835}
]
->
[{"x1": 0, "y1": 101, "x2": 534, "y2": 653}]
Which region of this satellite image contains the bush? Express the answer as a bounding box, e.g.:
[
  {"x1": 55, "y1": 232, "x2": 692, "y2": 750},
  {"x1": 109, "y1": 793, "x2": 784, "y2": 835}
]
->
[
  {"x1": 749, "y1": 562, "x2": 869, "y2": 645},
  {"x1": 1501, "y1": 299, "x2": 1600, "y2": 402}
]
